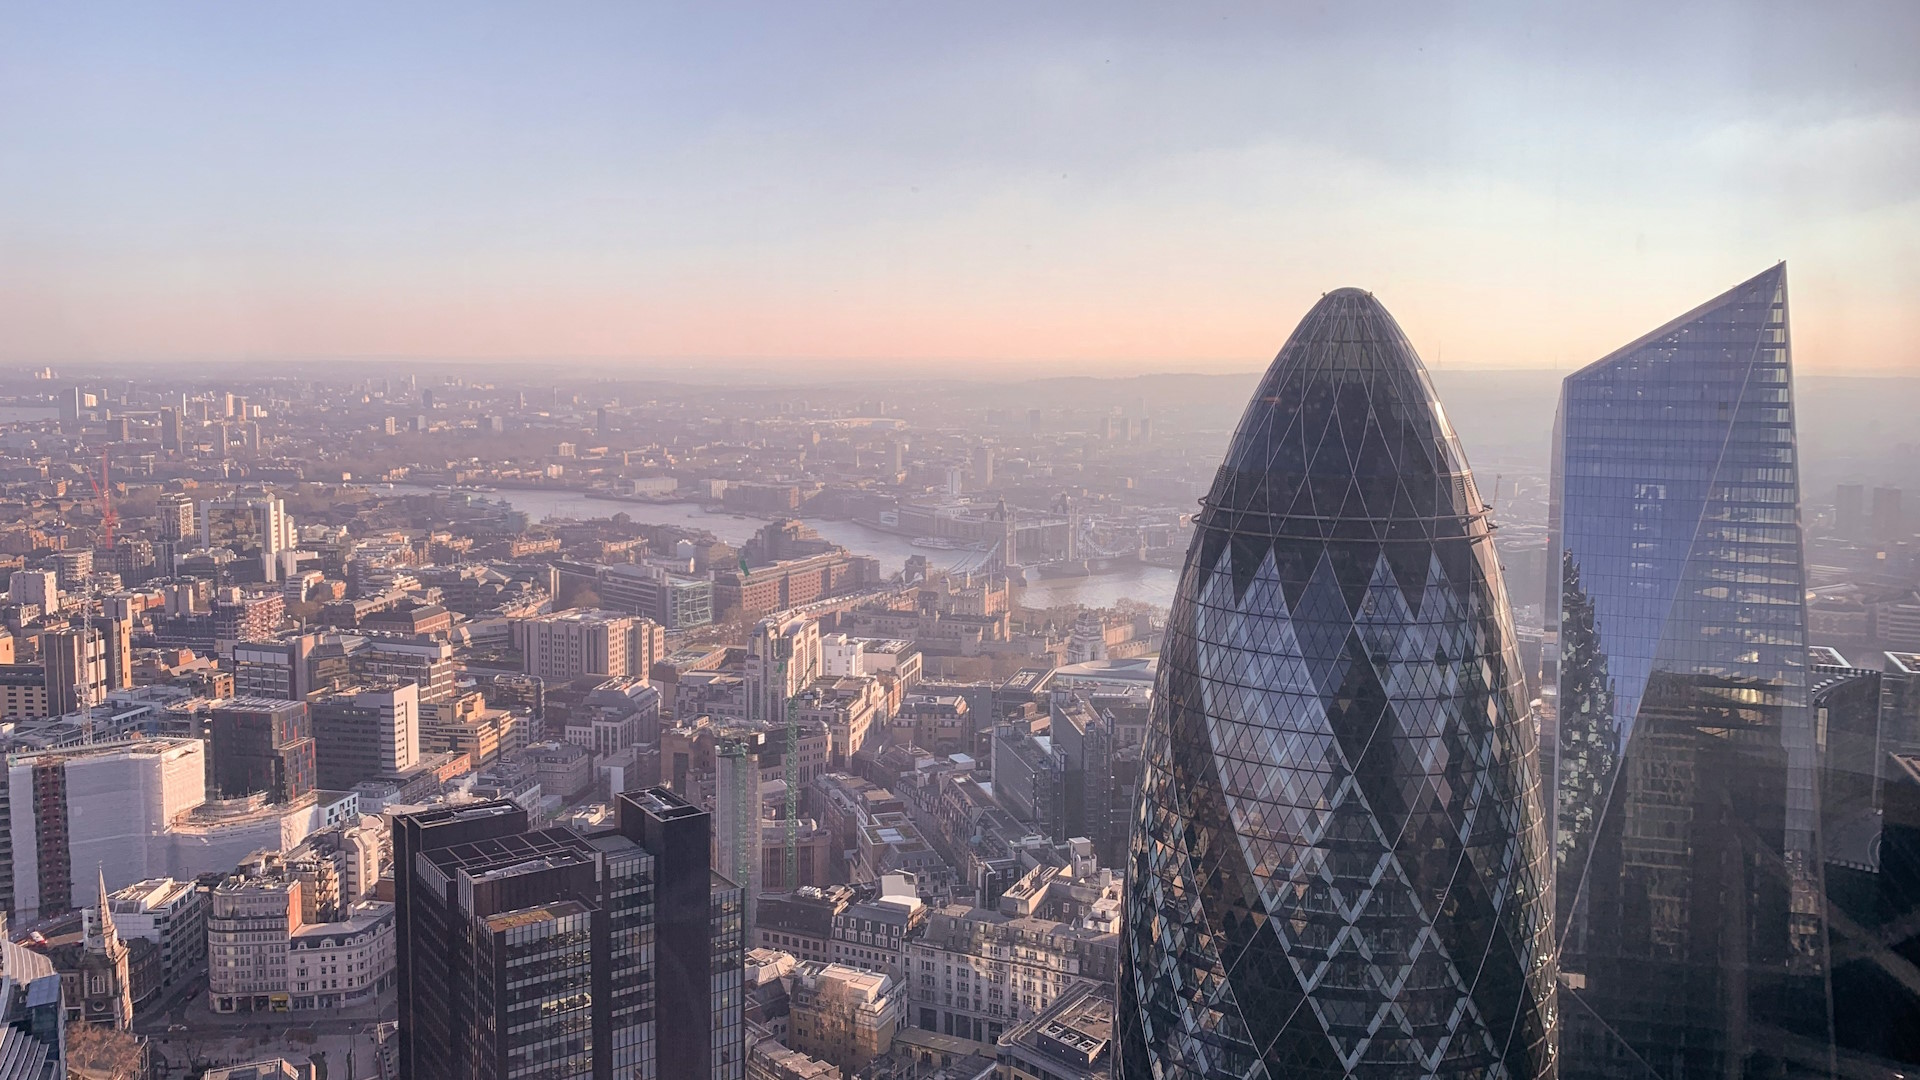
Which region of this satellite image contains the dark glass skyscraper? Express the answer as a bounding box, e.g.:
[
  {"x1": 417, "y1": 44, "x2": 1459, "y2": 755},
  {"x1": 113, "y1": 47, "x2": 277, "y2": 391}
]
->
[
  {"x1": 394, "y1": 788, "x2": 744, "y2": 1080},
  {"x1": 1547, "y1": 264, "x2": 1831, "y2": 1078},
  {"x1": 1119, "y1": 289, "x2": 1557, "y2": 1080}
]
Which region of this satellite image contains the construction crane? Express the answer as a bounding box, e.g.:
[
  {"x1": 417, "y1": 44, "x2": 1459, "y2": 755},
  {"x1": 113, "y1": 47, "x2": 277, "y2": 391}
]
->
[
  {"x1": 86, "y1": 447, "x2": 116, "y2": 549},
  {"x1": 777, "y1": 652, "x2": 815, "y2": 889}
]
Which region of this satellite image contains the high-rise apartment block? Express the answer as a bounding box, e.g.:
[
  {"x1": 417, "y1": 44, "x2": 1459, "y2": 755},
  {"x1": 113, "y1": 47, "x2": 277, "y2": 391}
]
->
[
  {"x1": 1874, "y1": 485, "x2": 1905, "y2": 543},
  {"x1": 394, "y1": 788, "x2": 744, "y2": 1080},
  {"x1": 156, "y1": 492, "x2": 195, "y2": 540}
]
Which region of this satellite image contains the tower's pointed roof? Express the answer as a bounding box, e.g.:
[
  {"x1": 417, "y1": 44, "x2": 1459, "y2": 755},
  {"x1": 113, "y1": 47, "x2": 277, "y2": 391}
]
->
[
  {"x1": 1573, "y1": 262, "x2": 1786, "y2": 379},
  {"x1": 89, "y1": 866, "x2": 120, "y2": 953},
  {"x1": 1201, "y1": 288, "x2": 1484, "y2": 558}
]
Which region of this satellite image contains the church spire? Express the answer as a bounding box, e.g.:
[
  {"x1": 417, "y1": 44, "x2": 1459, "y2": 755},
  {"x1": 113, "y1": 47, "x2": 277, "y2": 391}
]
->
[{"x1": 93, "y1": 866, "x2": 118, "y2": 949}]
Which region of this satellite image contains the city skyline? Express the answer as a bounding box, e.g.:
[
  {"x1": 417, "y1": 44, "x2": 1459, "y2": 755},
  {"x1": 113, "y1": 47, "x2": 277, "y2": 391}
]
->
[{"x1": 3, "y1": 4, "x2": 1916, "y2": 374}]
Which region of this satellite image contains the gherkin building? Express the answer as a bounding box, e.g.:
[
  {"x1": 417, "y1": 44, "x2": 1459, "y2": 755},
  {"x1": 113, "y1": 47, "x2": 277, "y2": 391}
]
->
[{"x1": 1117, "y1": 289, "x2": 1557, "y2": 1080}]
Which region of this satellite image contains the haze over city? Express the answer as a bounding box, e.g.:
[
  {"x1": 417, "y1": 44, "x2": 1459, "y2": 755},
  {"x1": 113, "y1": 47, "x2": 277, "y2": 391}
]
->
[
  {"x1": 5, "y1": 7, "x2": 1920, "y2": 1080},
  {"x1": 3, "y1": 2, "x2": 1917, "y2": 373}
]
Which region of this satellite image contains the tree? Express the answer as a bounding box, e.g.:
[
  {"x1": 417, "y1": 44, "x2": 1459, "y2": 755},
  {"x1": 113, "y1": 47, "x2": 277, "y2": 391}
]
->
[{"x1": 1555, "y1": 551, "x2": 1619, "y2": 879}]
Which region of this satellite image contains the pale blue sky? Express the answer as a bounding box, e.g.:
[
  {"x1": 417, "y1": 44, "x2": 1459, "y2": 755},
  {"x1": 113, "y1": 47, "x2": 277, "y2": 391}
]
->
[{"x1": 2, "y1": 2, "x2": 1914, "y2": 372}]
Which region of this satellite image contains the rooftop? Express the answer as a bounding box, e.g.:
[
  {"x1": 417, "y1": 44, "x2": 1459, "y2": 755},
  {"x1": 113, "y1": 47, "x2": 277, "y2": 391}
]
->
[{"x1": 483, "y1": 900, "x2": 590, "y2": 933}]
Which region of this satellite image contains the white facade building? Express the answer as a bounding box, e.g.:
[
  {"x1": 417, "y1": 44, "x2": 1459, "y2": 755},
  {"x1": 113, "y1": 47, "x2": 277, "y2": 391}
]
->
[
  {"x1": 6, "y1": 739, "x2": 206, "y2": 923},
  {"x1": 8, "y1": 569, "x2": 59, "y2": 613},
  {"x1": 107, "y1": 877, "x2": 207, "y2": 984},
  {"x1": 821, "y1": 633, "x2": 866, "y2": 678}
]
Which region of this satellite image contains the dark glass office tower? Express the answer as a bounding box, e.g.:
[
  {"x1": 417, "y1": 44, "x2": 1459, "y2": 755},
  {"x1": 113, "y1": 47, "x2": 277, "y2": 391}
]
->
[
  {"x1": 394, "y1": 789, "x2": 741, "y2": 1080},
  {"x1": 1548, "y1": 264, "x2": 1831, "y2": 1078},
  {"x1": 208, "y1": 697, "x2": 316, "y2": 802},
  {"x1": 1118, "y1": 289, "x2": 1557, "y2": 1080}
]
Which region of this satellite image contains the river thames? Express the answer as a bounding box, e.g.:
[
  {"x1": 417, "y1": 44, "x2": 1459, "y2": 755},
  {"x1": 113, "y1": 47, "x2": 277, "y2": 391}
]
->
[{"x1": 405, "y1": 486, "x2": 1178, "y2": 610}]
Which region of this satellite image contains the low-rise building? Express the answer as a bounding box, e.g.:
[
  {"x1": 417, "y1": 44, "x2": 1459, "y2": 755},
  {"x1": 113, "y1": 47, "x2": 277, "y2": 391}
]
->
[
  {"x1": 829, "y1": 877, "x2": 925, "y2": 980},
  {"x1": 287, "y1": 901, "x2": 396, "y2": 1011},
  {"x1": 994, "y1": 979, "x2": 1113, "y2": 1080},
  {"x1": 756, "y1": 886, "x2": 855, "y2": 967},
  {"x1": 905, "y1": 904, "x2": 1118, "y2": 1049},
  {"x1": 106, "y1": 878, "x2": 207, "y2": 987},
  {"x1": 206, "y1": 854, "x2": 396, "y2": 1013},
  {"x1": 795, "y1": 676, "x2": 887, "y2": 769},
  {"x1": 897, "y1": 695, "x2": 971, "y2": 757},
  {"x1": 788, "y1": 962, "x2": 902, "y2": 1074},
  {"x1": 524, "y1": 741, "x2": 594, "y2": 801}
]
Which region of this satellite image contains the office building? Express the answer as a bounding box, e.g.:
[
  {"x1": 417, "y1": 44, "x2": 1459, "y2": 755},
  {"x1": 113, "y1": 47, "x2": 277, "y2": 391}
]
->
[
  {"x1": 41, "y1": 624, "x2": 107, "y2": 716},
  {"x1": 794, "y1": 675, "x2": 886, "y2": 769},
  {"x1": 718, "y1": 731, "x2": 768, "y2": 939},
  {"x1": 0, "y1": 664, "x2": 49, "y2": 721},
  {"x1": 307, "y1": 631, "x2": 456, "y2": 703},
  {"x1": 155, "y1": 492, "x2": 195, "y2": 540},
  {"x1": 209, "y1": 698, "x2": 317, "y2": 803},
  {"x1": 745, "y1": 614, "x2": 823, "y2": 727},
  {"x1": 107, "y1": 878, "x2": 208, "y2": 987},
  {"x1": 1874, "y1": 486, "x2": 1905, "y2": 543},
  {"x1": 1045, "y1": 693, "x2": 1123, "y2": 869},
  {"x1": 309, "y1": 681, "x2": 420, "y2": 790},
  {"x1": 0, "y1": 930, "x2": 65, "y2": 1076},
  {"x1": 206, "y1": 854, "x2": 396, "y2": 1013},
  {"x1": 8, "y1": 569, "x2": 58, "y2": 614},
  {"x1": 909, "y1": 904, "x2": 1116, "y2": 1049},
  {"x1": 233, "y1": 634, "x2": 319, "y2": 699},
  {"x1": 1548, "y1": 265, "x2": 1827, "y2": 1076},
  {"x1": 995, "y1": 980, "x2": 1113, "y2": 1080},
  {"x1": 1116, "y1": 289, "x2": 1557, "y2": 1078},
  {"x1": 199, "y1": 490, "x2": 296, "y2": 557},
  {"x1": 516, "y1": 608, "x2": 667, "y2": 682},
  {"x1": 787, "y1": 962, "x2": 902, "y2": 1073},
  {"x1": 5, "y1": 739, "x2": 207, "y2": 922},
  {"x1": 393, "y1": 788, "x2": 744, "y2": 1080},
  {"x1": 597, "y1": 561, "x2": 716, "y2": 629}
]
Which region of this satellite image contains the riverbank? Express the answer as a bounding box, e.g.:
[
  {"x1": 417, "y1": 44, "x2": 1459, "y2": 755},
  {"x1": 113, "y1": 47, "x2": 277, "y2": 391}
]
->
[{"x1": 392, "y1": 484, "x2": 1177, "y2": 609}]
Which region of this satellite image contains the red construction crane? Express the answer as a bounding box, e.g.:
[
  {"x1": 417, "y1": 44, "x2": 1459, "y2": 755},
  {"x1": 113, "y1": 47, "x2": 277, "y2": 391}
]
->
[{"x1": 87, "y1": 447, "x2": 116, "y2": 549}]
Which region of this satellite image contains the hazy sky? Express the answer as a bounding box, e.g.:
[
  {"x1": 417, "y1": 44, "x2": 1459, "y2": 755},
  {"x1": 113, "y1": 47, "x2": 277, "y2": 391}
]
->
[{"x1": 2, "y1": 3, "x2": 1915, "y2": 374}]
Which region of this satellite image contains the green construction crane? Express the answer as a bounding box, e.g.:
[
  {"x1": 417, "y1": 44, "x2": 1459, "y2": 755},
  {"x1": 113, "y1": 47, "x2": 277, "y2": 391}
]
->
[{"x1": 777, "y1": 654, "x2": 811, "y2": 889}]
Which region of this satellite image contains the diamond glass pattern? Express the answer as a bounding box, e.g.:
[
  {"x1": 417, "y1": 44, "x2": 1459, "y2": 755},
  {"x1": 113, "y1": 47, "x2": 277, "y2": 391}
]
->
[
  {"x1": 1547, "y1": 265, "x2": 1831, "y2": 1080},
  {"x1": 1118, "y1": 289, "x2": 1558, "y2": 1080}
]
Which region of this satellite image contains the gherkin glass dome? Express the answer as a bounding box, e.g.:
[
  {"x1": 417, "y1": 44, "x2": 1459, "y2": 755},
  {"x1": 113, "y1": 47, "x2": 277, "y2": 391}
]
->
[{"x1": 1117, "y1": 289, "x2": 1558, "y2": 1080}]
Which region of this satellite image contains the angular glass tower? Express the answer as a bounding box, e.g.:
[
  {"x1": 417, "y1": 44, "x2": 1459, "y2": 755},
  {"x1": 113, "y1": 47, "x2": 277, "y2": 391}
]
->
[
  {"x1": 1547, "y1": 264, "x2": 1831, "y2": 1078},
  {"x1": 1119, "y1": 289, "x2": 1558, "y2": 1080}
]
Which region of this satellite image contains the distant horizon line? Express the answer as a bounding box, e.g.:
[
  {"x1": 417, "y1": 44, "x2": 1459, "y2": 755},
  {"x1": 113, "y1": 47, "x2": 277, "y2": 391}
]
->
[{"x1": 5, "y1": 357, "x2": 1915, "y2": 383}]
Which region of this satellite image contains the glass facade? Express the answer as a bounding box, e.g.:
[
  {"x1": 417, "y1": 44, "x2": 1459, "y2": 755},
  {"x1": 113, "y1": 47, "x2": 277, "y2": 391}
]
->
[
  {"x1": 1118, "y1": 288, "x2": 1557, "y2": 1080},
  {"x1": 710, "y1": 876, "x2": 746, "y2": 1080},
  {"x1": 1546, "y1": 264, "x2": 1831, "y2": 1078}
]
